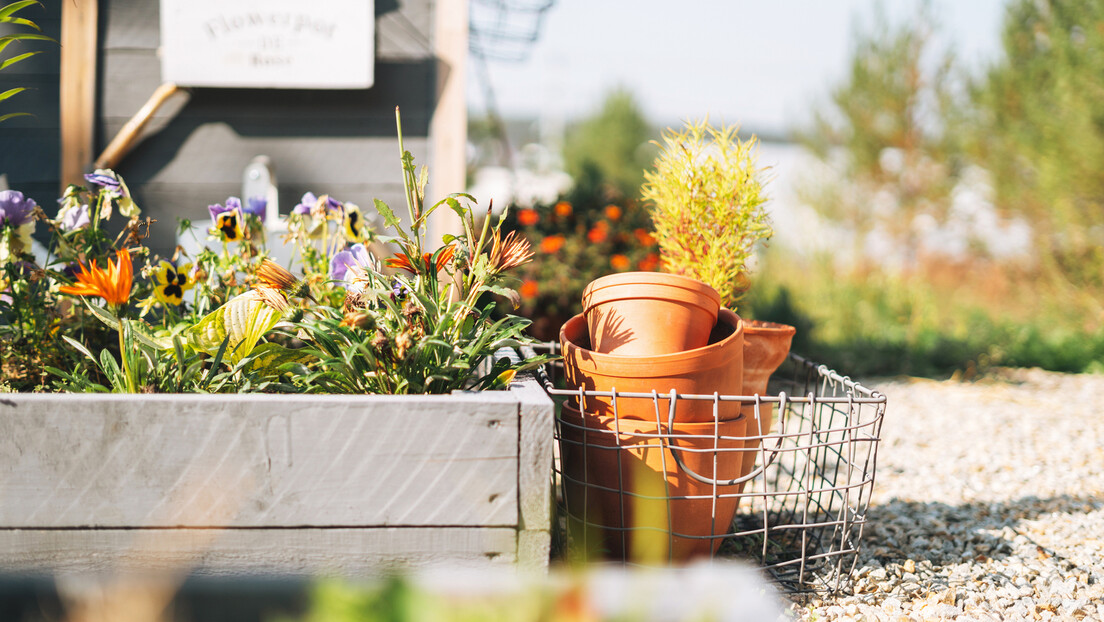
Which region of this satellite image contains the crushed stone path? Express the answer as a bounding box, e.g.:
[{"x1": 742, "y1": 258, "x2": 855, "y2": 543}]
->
[{"x1": 790, "y1": 369, "x2": 1104, "y2": 621}]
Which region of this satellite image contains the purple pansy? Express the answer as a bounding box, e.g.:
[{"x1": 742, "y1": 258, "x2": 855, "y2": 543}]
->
[
  {"x1": 59, "y1": 203, "x2": 90, "y2": 231},
  {"x1": 292, "y1": 192, "x2": 342, "y2": 215},
  {"x1": 0, "y1": 190, "x2": 37, "y2": 228},
  {"x1": 329, "y1": 243, "x2": 371, "y2": 283},
  {"x1": 208, "y1": 197, "x2": 242, "y2": 222},
  {"x1": 244, "y1": 196, "x2": 267, "y2": 218},
  {"x1": 83, "y1": 171, "x2": 122, "y2": 192}
]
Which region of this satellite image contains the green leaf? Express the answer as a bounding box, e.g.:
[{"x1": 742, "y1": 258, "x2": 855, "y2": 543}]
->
[
  {"x1": 373, "y1": 198, "x2": 405, "y2": 234},
  {"x1": 186, "y1": 290, "x2": 282, "y2": 363},
  {"x1": 62, "y1": 335, "x2": 97, "y2": 364},
  {"x1": 0, "y1": 1, "x2": 41, "y2": 21},
  {"x1": 0, "y1": 87, "x2": 26, "y2": 103},
  {"x1": 242, "y1": 342, "x2": 315, "y2": 376},
  {"x1": 0, "y1": 50, "x2": 39, "y2": 72},
  {"x1": 99, "y1": 349, "x2": 124, "y2": 391},
  {"x1": 0, "y1": 111, "x2": 31, "y2": 123}
]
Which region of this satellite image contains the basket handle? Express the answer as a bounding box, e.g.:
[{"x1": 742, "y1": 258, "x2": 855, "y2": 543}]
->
[{"x1": 661, "y1": 389, "x2": 786, "y2": 487}]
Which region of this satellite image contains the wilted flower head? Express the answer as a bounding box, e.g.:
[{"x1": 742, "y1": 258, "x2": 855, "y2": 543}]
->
[
  {"x1": 330, "y1": 243, "x2": 372, "y2": 283},
  {"x1": 488, "y1": 229, "x2": 533, "y2": 274},
  {"x1": 84, "y1": 169, "x2": 139, "y2": 218},
  {"x1": 54, "y1": 186, "x2": 90, "y2": 231},
  {"x1": 0, "y1": 190, "x2": 36, "y2": 229}
]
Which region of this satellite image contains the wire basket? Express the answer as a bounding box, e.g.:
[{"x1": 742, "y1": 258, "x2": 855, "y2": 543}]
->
[{"x1": 536, "y1": 347, "x2": 886, "y2": 595}]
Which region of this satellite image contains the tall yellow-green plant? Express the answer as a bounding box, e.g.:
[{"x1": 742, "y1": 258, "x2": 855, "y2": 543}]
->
[{"x1": 641, "y1": 119, "x2": 771, "y2": 308}]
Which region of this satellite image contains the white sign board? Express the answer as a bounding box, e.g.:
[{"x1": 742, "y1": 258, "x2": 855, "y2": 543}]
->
[{"x1": 160, "y1": 0, "x2": 374, "y2": 89}]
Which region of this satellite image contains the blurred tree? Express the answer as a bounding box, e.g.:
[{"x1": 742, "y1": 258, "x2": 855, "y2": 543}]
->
[
  {"x1": 968, "y1": 0, "x2": 1104, "y2": 299},
  {"x1": 797, "y1": 6, "x2": 964, "y2": 268},
  {"x1": 562, "y1": 88, "x2": 657, "y2": 198}
]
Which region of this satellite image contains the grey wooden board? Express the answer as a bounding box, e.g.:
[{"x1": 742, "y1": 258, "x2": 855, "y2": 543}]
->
[
  {"x1": 0, "y1": 527, "x2": 517, "y2": 576},
  {"x1": 0, "y1": 394, "x2": 520, "y2": 528}
]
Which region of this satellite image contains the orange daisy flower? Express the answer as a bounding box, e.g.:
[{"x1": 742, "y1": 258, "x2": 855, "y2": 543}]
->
[
  {"x1": 610, "y1": 254, "x2": 630, "y2": 270},
  {"x1": 59, "y1": 247, "x2": 134, "y2": 306},
  {"x1": 637, "y1": 252, "x2": 660, "y2": 272},
  {"x1": 587, "y1": 223, "x2": 609, "y2": 244},
  {"x1": 386, "y1": 245, "x2": 455, "y2": 275},
  {"x1": 554, "y1": 201, "x2": 573, "y2": 217},
  {"x1": 604, "y1": 204, "x2": 623, "y2": 221},
  {"x1": 634, "y1": 228, "x2": 656, "y2": 246}
]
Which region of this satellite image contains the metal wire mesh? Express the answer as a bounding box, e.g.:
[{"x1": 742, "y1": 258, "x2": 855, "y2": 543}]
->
[{"x1": 535, "y1": 346, "x2": 886, "y2": 595}]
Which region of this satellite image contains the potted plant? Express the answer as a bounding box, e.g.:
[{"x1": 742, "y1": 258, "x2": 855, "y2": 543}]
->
[
  {"x1": 558, "y1": 119, "x2": 784, "y2": 562},
  {"x1": 0, "y1": 110, "x2": 556, "y2": 573},
  {"x1": 641, "y1": 118, "x2": 795, "y2": 486}
]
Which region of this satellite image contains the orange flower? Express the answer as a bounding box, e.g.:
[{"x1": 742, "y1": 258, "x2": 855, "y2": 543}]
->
[
  {"x1": 605, "y1": 204, "x2": 623, "y2": 221},
  {"x1": 637, "y1": 252, "x2": 660, "y2": 272},
  {"x1": 386, "y1": 245, "x2": 455, "y2": 275},
  {"x1": 520, "y1": 279, "x2": 539, "y2": 298},
  {"x1": 587, "y1": 224, "x2": 608, "y2": 244},
  {"x1": 554, "y1": 201, "x2": 573, "y2": 217},
  {"x1": 634, "y1": 228, "x2": 656, "y2": 246},
  {"x1": 517, "y1": 209, "x2": 540, "y2": 226},
  {"x1": 58, "y1": 247, "x2": 133, "y2": 306},
  {"x1": 610, "y1": 254, "x2": 630, "y2": 270},
  {"x1": 540, "y1": 235, "x2": 565, "y2": 254}
]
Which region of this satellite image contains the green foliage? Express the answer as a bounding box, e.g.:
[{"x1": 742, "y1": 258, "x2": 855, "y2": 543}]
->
[
  {"x1": 968, "y1": 0, "x2": 1104, "y2": 297},
  {"x1": 0, "y1": 1, "x2": 56, "y2": 122},
  {"x1": 746, "y1": 252, "x2": 1104, "y2": 377},
  {"x1": 562, "y1": 88, "x2": 657, "y2": 197},
  {"x1": 287, "y1": 109, "x2": 554, "y2": 394},
  {"x1": 796, "y1": 5, "x2": 964, "y2": 266},
  {"x1": 641, "y1": 118, "x2": 772, "y2": 309}
]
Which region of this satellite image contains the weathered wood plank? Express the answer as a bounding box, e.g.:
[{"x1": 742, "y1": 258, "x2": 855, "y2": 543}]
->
[
  {"x1": 510, "y1": 375, "x2": 555, "y2": 568},
  {"x1": 0, "y1": 394, "x2": 518, "y2": 528},
  {"x1": 0, "y1": 528, "x2": 517, "y2": 576},
  {"x1": 59, "y1": 0, "x2": 99, "y2": 186}
]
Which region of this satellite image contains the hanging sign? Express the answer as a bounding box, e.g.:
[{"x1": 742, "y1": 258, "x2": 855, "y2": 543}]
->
[{"x1": 159, "y1": 0, "x2": 374, "y2": 89}]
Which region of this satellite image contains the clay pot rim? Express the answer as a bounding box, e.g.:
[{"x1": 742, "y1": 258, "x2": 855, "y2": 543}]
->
[
  {"x1": 581, "y1": 271, "x2": 721, "y2": 315},
  {"x1": 561, "y1": 308, "x2": 743, "y2": 375},
  {"x1": 743, "y1": 319, "x2": 797, "y2": 336},
  {"x1": 560, "y1": 401, "x2": 746, "y2": 432}
]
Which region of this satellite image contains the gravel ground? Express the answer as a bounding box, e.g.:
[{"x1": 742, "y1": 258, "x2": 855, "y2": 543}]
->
[{"x1": 790, "y1": 368, "x2": 1104, "y2": 621}]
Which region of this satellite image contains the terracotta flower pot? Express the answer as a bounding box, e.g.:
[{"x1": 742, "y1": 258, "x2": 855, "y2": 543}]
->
[
  {"x1": 737, "y1": 320, "x2": 796, "y2": 488},
  {"x1": 558, "y1": 401, "x2": 746, "y2": 562},
  {"x1": 581, "y1": 272, "x2": 721, "y2": 355},
  {"x1": 561, "y1": 309, "x2": 744, "y2": 423}
]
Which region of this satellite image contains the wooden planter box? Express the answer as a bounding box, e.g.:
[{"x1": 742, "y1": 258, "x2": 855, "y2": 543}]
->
[{"x1": 0, "y1": 377, "x2": 553, "y2": 576}]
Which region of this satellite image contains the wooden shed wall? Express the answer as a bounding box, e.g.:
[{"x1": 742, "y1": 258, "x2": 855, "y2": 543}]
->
[{"x1": 0, "y1": 0, "x2": 443, "y2": 258}]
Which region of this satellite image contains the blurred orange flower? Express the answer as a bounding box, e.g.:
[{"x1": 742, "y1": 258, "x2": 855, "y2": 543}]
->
[
  {"x1": 637, "y1": 252, "x2": 660, "y2": 271},
  {"x1": 540, "y1": 234, "x2": 566, "y2": 253},
  {"x1": 554, "y1": 201, "x2": 573, "y2": 217},
  {"x1": 520, "y1": 279, "x2": 539, "y2": 298},
  {"x1": 587, "y1": 222, "x2": 609, "y2": 243},
  {"x1": 610, "y1": 254, "x2": 630, "y2": 270},
  {"x1": 634, "y1": 228, "x2": 656, "y2": 246},
  {"x1": 604, "y1": 205, "x2": 622, "y2": 221},
  {"x1": 517, "y1": 209, "x2": 540, "y2": 226}
]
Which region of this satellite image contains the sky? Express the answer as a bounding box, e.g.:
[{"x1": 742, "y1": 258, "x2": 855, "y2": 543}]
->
[{"x1": 468, "y1": 0, "x2": 1009, "y2": 135}]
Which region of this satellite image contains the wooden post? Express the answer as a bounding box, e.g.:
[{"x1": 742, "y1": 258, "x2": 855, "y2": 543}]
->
[
  {"x1": 59, "y1": 0, "x2": 99, "y2": 187},
  {"x1": 429, "y1": 0, "x2": 469, "y2": 244}
]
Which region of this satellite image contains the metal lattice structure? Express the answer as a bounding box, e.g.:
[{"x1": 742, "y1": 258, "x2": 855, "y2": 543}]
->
[{"x1": 537, "y1": 349, "x2": 887, "y2": 594}]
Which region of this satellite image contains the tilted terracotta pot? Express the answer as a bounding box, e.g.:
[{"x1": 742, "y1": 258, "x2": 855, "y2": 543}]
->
[
  {"x1": 581, "y1": 272, "x2": 721, "y2": 355},
  {"x1": 558, "y1": 401, "x2": 746, "y2": 562},
  {"x1": 561, "y1": 309, "x2": 744, "y2": 423},
  {"x1": 737, "y1": 320, "x2": 797, "y2": 488}
]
